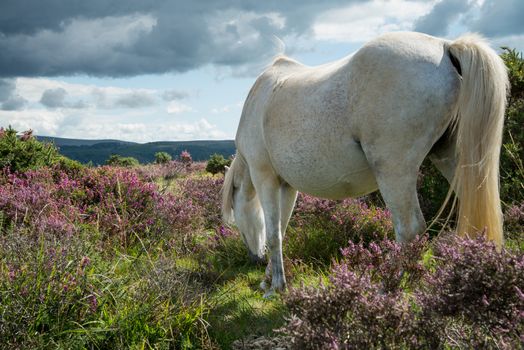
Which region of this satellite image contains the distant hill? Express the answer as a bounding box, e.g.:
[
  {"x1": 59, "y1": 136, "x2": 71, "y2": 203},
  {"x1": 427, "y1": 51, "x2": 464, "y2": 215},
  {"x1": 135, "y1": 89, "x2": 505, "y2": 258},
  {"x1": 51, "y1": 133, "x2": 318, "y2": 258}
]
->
[{"x1": 37, "y1": 136, "x2": 236, "y2": 165}]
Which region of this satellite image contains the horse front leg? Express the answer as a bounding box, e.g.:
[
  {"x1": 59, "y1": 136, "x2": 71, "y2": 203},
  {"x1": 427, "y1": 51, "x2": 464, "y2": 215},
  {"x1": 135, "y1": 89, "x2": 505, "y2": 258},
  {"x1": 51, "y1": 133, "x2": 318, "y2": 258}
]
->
[
  {"x1": 261, "y1": 182, "x2": 297, "y2": 292},
  {"x1": 251, "y1": 170, "x2": 286, "y2": 297}
]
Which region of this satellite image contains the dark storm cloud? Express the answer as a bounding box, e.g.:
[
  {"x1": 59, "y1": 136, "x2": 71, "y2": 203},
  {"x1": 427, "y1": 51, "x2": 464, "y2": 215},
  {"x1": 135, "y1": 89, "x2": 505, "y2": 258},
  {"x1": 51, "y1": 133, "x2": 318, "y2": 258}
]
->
[
  {"x1": 0, "y1": 78, "x2": 27, "y2": 110},
  {"x1": 471, "y1": 0, "x2": 524, "y2": 37},
  {"x1": 0, "y1": 0, "x2": 365, "y2": 78},
  {"x1": 4, "y1": 1, "x2": 521, "y2": 78},
  {"x1": 1, "y1": 95, "x2": 28, "y2": 111},
  {"x1": 40, "y1": 88, "x2": 67, "y2": 108},
  {"x1": 413, "y1": 0, "x2": 469, "y2": 36},
  {"x1": 0, "y1": 79, "x2": 16, "y2": 101}
]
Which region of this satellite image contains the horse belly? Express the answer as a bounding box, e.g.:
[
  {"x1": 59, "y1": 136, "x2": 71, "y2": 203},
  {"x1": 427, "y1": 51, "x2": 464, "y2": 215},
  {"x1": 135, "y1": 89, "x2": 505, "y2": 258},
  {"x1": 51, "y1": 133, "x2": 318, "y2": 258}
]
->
[{"x1": 270, "y1": 140, "x2": 378, "y2": 200}]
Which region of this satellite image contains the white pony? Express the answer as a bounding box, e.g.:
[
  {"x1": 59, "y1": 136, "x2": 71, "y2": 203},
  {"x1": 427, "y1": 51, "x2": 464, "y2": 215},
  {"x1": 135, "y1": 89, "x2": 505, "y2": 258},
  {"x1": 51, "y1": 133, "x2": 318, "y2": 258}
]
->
[{"x1": 222, "y1": 32, "x2": 509, "y2": 296}]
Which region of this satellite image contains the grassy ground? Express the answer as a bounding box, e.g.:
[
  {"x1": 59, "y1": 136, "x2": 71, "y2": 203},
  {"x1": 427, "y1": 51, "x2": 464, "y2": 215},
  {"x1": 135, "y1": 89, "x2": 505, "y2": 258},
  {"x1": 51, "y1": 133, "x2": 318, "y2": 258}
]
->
[{"x1": 0, "y1": 164, "x2": 522, "y2": 349}]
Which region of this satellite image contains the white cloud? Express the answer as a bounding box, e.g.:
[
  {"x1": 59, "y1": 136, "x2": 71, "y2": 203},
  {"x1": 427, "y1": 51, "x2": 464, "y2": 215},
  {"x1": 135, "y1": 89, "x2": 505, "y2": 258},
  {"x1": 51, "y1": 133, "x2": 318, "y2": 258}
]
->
[
  {"x1": 67, "y1": 117, "x2": 226, "y2": 142},
  {"x1": 211, "y1": 101, "x2": 243, "y2": 114},
  {"x1": 167, "y1": 101, "x2": 193, "y2": 114},
  {"x1": 15, "y1": 77, "x2": 159, "y2": 110},
  {"x1": 491, "y1": 34, "x2": 524, "y2": 53},
  {"x1": 0, "y1": 109, "x2": 66, "y2": 135},
  {"x1": 313, "y1": 0, "x2": 436, "y2": 43}
]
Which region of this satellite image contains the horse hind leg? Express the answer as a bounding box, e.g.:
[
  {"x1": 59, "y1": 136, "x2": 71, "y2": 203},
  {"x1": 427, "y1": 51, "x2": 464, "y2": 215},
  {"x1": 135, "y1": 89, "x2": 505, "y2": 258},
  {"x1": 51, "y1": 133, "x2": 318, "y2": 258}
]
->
[
  {"x1": 366, "y1": 155, "x2": 426, "y2": 243},
  {"x1": 428, "y1": 130, "x2": 457, "y2": 184},
  {"x1": 379, "y1": 171, "x2": 426, "y2": 242}
]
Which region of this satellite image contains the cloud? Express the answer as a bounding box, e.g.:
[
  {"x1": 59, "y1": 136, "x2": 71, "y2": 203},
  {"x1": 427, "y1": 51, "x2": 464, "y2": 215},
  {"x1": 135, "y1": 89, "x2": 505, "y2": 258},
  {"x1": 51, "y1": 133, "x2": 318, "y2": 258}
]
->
[
  {"x1": 167, "y1": 101, "x2": 193, "y2": 114},
  {"x1": 471, "y1": 0, "x2": 524, "y2": 37},
  {"x1": 313, "y1": 0, "x2": 434, "y2": 43},
  {"x1": 0, "y1": 78, "x2": 28, "y2": 110},
  {"x1": 413, "y1": 0, "x2": 469, "y2": 36},
  {"x1": 0, "y1": 1, "x2": 373, "y2": 78},
  {"x1": 0, "y1": 79, "x2": 16, "y2": 101},
  {"x1": 40, "y1": 87, "x2": 68, "y2": 108},
  {"x1": 2, "y1": 95, "x2": 28, "y2": 111},
  {"x1": 162, "y1": 89, "x2": 189, "y2": 101},
  {"x1": 115, "y1": 91, "x2": 156, "y2": 108},
  {"x1": 0, "y1": 109, "x2": 66, "y2": 135}
]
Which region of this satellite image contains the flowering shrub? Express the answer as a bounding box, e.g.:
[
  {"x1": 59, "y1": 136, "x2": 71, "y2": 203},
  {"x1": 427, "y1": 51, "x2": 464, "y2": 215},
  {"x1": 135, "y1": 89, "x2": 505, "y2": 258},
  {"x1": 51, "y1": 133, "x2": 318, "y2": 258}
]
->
[
  {"x1": 177, "y1": 176, "x2": 224, "y2": 229},
  {"x1": 281, "y1": 236, "x2": 524, "y2": 349},
  {"x1": 180, "y1": 150, "x2": 192, "y2": 164},
  {"x1": 136, "y1": 161, "x2": 205, "y2": 182},
  {"x1": 285, "y1": 194, "x2": 394, "y2": 263},
  {"x1": 504, "y1": 202, "x2": 524, "y2": 238},
  {"x1": 0, "y1": 233, "x2": 100, "y2": 348},
  {"x1": 417, "y1": 236, "x2": 524, "y2": 347},
  {"x1": 0, "y1": 166, "x2": 200, "y2": 247}
]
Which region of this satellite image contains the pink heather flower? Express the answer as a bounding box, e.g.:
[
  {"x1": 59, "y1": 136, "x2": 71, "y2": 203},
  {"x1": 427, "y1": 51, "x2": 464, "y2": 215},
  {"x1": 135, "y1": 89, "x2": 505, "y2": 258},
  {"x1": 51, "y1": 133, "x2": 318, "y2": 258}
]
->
[
  {"x1": 20, "y1": 129, "x2": 33, "y2": 141},
  {"x1": 8, "y1": 269, "x2": 16, "y2": 281},
  {"x1": 89, "y1": 294, "x2": 98, "y2": 312},
  {"x1": 80, "y1": 256, "x2": 91, "y2": 269},
  {"x1": 180, "y1": 150, "x2": 192, "y2": 164}
]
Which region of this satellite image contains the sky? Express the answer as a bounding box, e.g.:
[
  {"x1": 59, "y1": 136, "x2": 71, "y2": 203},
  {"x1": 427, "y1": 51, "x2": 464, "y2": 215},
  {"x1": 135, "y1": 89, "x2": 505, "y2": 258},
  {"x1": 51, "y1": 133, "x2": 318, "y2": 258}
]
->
[{"x1": 0, "y1": 0, "x2": 523, "y2": 142}]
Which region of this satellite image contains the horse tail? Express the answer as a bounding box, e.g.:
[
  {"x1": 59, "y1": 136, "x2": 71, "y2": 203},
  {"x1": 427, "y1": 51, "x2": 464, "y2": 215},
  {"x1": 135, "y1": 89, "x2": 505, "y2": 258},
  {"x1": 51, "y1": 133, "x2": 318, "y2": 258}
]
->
[
  {"x1": 446, "y1": 34, "x2": 509, "y2": 247},
  {"x1": 221, "y1": 153, "x2": 243, "y2": 225}
]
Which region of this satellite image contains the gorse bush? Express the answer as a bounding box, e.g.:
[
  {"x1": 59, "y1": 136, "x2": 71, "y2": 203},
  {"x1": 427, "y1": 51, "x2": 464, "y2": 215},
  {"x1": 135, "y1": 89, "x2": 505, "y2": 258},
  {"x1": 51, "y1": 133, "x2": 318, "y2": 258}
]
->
[
  {"x1": 280, "y1": 236, "x2": 524, "y2": 349},
  {"x1": 206, "y1": 153, "x2": 231, "y2": 174},
  {"x1": 154, "y1": 151, "x2": 172, "y2": 164},
  {"x1": 0, "y1": 126, "x2": 77, "y2": 173},
  {"x1": 500, "y1": 48, "x2": 524, "y2": 205},
  {"x1": 105, "y1": 154, "x2": 140, "y2": 167}
]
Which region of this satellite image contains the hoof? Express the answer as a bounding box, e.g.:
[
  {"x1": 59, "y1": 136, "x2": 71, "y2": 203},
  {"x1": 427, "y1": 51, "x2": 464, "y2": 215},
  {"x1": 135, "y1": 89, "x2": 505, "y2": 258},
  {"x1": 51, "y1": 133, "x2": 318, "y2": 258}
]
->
[
  {"x1": 263, "y1": 289, "x2": 278, "y2": 299},
  {"x1": 259, "y1": 280, "x2": 268, "y2": 291}
]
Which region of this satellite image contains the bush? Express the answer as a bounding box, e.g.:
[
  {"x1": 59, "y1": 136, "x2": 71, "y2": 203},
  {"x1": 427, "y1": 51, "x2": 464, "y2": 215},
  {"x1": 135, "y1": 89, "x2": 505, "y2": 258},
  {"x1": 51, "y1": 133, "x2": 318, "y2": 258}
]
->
[
  {"x1": 205, "y1": 153, "x2": 231, "y2": 174},
  {"x1": 500, "y1": 48, "x2": 524, "y2": 205},
  {"x1": 0, "y1": 232, "x2": 214, "y2": 349},
  {"x1": 135, "y1": 160, "x2": 188, "y2": 181},
  {"x1": 154, "y1": 151, "x2": 172, "y2": 164},
  {"x1": 0, "y1": 166, "x2": 201, "y2": 248},
  {"x1": 280, "y1": 236, "x2": 524, "y2": 349},
  {"x1": 0, "y1": 126, "x2": 65, "y2": 173},
  {"x1": 285, "y1": 194, "x2": 394, "y2": 264},
  {"x1": 179, "y1": 150, "x2": 192, "y2": 164},
  {"x1": 0, "y1": 233, "x2": 100, "y2": 348},
  {"x1": 417, "y1": 236, "x2": 524, "y2": 347},
  {"x1": 105, "y1": 154, "x2": 139, "y2": 167}
]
